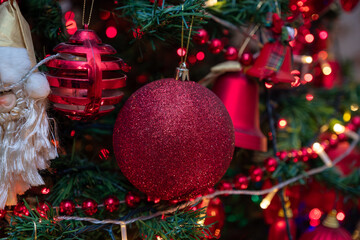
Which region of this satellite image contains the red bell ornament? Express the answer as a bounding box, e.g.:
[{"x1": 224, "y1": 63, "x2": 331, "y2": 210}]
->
[
  {"x1": 300, "y1": 210, "x2": 352, "y2": 240},
  {"x1": 246, "y1": 41, "x2": 295, "y2": 84},
  {"x1": 46, "y1": 29, "x2": 126, "y2": 121},
  {"x1": 212, "y1": 71, "x2": 267, "y2": 151}
]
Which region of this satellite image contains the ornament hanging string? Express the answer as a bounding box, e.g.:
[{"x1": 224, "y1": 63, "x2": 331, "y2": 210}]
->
[
  {"x1": 180, "y1": 7, "x2": 195, "y2": 64},
  {"x1": 82, "y1": 0, "x2": 95, "y2": 28},
  {"x1": 184, "y1": 16, "x2": 195, "y2": 64}
]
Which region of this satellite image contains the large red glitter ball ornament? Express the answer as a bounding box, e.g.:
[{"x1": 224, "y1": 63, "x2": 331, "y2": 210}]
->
[
  {"x1": 233, "y1": 174, "x2": 249, "y2": 190},
  {"x1": 113, "y1": 78, "x2": 235, "y2": 200},
  {"x1": 0, "y1": 209, "x2": 6, "y2": 219},
  {"x1": 46, "y1": 29, "x2": 127, "y2": 121},
  {"x1": 351, "y1": 116, "x2": 360, "y2": 128},
  {"x1": 224, "y1": 46, "x2": 238, "y2": 61},
  {"x1": 37, "y1": 202, "x2": 51, "y2": 218},
  {"x1": 82, "y1": 199, "x2": 98, "y2": 216},
  {"x1": 104, "y1": 195, "x2": 120, "y2": 212},
  {"x1": 125, "y1": 191, "x2": 141, "y2": 208},
  {"x1": 193, "y1": 29, "x2": 209, "y2": 45},
  {"x1": 59, "y1": 199, "x2": 76, "y2": 215},
  {"x1": 14, "y1": 202, "x2": 29, "y2": 217},
  {"x1": 209, "y1": 39, "x2": 224, "y2": 54},
  {"x1": 268, "y1": 216, "x2": 297, "y2": 240}
]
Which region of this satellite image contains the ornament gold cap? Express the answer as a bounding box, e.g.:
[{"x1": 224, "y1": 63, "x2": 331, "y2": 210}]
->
[
  {"x1": 323, "y1": 210, "x2": 340, "y2": 228},
  {"x1": 278, "y1": 201, "x2": 293, "y2": 218},
  {"x1": 175, "y1": 62, "x2": 189, "y2": 81}
]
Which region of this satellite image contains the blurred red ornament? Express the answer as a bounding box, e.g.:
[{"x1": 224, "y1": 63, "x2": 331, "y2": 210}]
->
[
  {"x1": 217, "y1": 181, "x2": 232, "y2": 196},
  {"x1": 212, "y1": 72, "x2": 267, "y2": 151},
  {"x1": 326, "y1": 141, "x2": 360, "y2": 176},
  {"x1": 341, "y1": 0, "x2": 360, "y2": 11},
  {"x1": 268, "y1": 216, "x2": 297, "y2": 240},
  {"x1": 300, "y1": 210, "x2": 352, "y2": 240},
  {"x1": 193, "y1": 29, "x2": 209, "y2": 45},
  {"x1": 106, "y1": 26, "x2": 117, "y2": 38},
  {"x1": 233, "y1": 174, "x2": 249, "y2": 190},
  {"x1": 337, "y1": 133, "x2": 347, "y2": 142},
  {"x1": 301, "y1": 180, "x2": 346, "y2": 213},
  {"x1": 113, "y1": 79, "x2": 235, "y2": 200},
  {"x1": 37, "y1": 202, "x2": 51, "y2": 218},
  {"x1": 104, "y1": 195, "x2": 120, "y2": 212},
  {"x1": 224, "y1": 46, "x2": 238, "y2": 60},
  {"x1": 250, "y1": 166, "x2": 263, "y2": 182},
  {"x1": 346, "y1": 123, "x2": 357, "y2": 131},
  {"x1": 82, "y1": 199, "x2": 98, "y2": 216},
  {"x1": 196, "y1": 198, "x2": 225, "y2": 239},
  {"x1": 265, "y1": 157, "x2": 278, "y2": 172},
  {"x1": 351, "y1": 116, "x2": 360, "y2": 128},
  {"x1": 59, "y1": 200, "x2": 76, "y2": 215},
  {"x1": 328, "y1": 137, "x2": 339, "y2": 149},
  {"x1": 277, "y1": 151, "x2": 288, "y2": 160},
  {"x1": 313, "y1": 61, "x2": 341, "y2": 89},
  {"x1": 46, "y1": 29, "x2": 126, "y2": 121},
  {"x1": 240, "y1": 52, "x2": 253, "y2": 66},
  {"x1": 14, "y1": 202, "x2": 29, "y2": 217},
  {"x1": 246, "y1": 42, "x2": 295, "y2": 84},
  {"x1": 125, "y1": 192, "x2": 141, "y2": 208},
  {"x1": 0, "y1": 209, "x2": 6, "y2": 219},
  {"x1": 209, "y1": 39, "x2": 224, "y2": 54}
]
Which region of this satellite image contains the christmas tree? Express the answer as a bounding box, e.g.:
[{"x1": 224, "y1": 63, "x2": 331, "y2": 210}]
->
[{"x1": 0, "y1": 0, "x2": 360, "y2": 239}]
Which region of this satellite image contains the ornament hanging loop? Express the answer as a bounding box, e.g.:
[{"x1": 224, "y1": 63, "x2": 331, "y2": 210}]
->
[
  {"x1": 82, "y1": 0, "x2": 95, "y2": 28},
  {"x1": 175, "y1": 62, "x2": 189, "y2": 81}
]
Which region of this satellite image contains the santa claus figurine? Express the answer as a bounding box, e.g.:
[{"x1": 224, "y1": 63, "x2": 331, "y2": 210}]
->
[{"x1": 0, "y1": 0, "x2": 57, "y2": 208}]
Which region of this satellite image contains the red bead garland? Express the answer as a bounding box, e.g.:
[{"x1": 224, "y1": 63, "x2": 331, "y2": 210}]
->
[
  {"x1": 193, "y1": 29, "x2": 209, "y2": 45},
  {"x1": 104, "y1": 195, "x2": 120, "y2": 213},
  {"x1": 125, "y1": 191, "x2": 141, "y2": 208},
  {"x1": 59, "y1": 199, "x2": 76, "y2": 216},
  {"x1": 224, "y1": 46, "x2": 238, "y2": 60},
  {"x1": 250, "y1": 167, "x2": 263, "y2": 182},
  {"x1": 265, "y1": 157, "x2": 278, "y2": 173},
  {"x1": 239, "y1": 52, "x2": 254, "y2": 66},
  {"x1": 209, "y1": 39, "x2": 224, "y2": 54},
  {"x1": 37, "y1": 202, "x2": 51, "y2": 218},
  {"x1": 233, "y1": 174, "x2": 249, "y2": 190},
  {"x1": 14, "y1": 202, "x2": 29, "y2": 217},
  {"x1": 82, "y1": 199, "x2": 98, "y2": 216}
]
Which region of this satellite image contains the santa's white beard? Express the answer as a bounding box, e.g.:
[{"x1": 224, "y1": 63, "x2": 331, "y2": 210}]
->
[{"x1": 0, "y1": 88, "x2": 57, "y2": 208}]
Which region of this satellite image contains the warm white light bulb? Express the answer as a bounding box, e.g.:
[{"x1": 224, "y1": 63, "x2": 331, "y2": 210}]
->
[
  {"x1": 205, "y1": 0, "x2": 218, "y2": 7},
  {"x1": 260, "y1": 189, "x2": 278, "y2": 209},
  {"x1": 333, "y1": 123, "x2": 345, "y2": 135}
]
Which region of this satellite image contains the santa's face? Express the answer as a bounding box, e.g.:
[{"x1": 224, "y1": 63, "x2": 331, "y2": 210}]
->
[{"x1": 0, "y1": 92, "x2": 16, "y2": 113}]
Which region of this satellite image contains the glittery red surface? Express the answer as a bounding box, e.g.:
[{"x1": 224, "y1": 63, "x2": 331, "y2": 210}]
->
[{"x1": 113, "y1": 79, "x2": 235, "y2": 200}]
